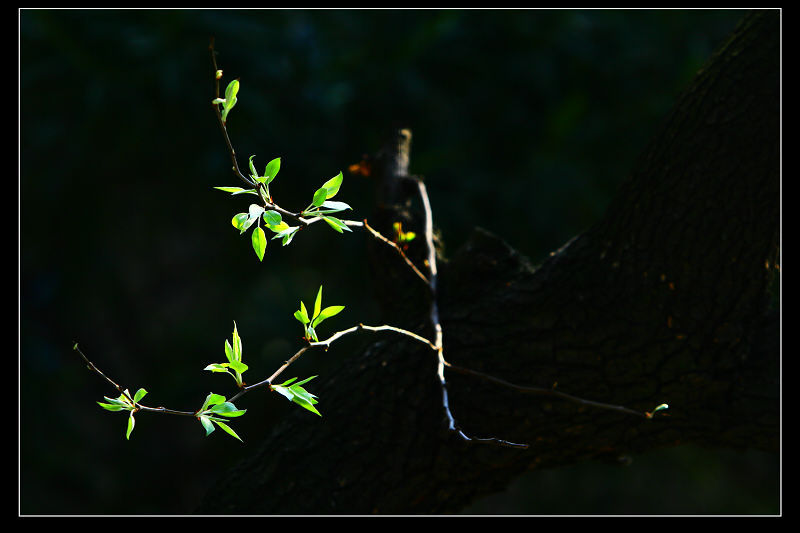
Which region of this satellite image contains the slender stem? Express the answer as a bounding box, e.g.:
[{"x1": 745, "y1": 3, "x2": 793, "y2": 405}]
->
[{"x1": 362, "y1": 219, "x2": 429, "y2": 286}]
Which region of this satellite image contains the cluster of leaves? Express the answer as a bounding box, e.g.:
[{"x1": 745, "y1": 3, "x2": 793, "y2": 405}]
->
[
  {"x1": 204, "y1": 321, "x2": 248, "y2": 387},
  {"x1": 213, "y1": 78, "x2": 353, "y2": 262},
  {"x1": 272, "y1": 376, "x2": 321, "y2": 416},
  {"x1": 97, "y1": 387, "x2": 148, "y2": 440},
  {"x1": 196, "y1": 392, "x2": 247, "y2": 442},
  {"x1": 299, "y1": 171, "x2": 353, "y2": 233},
  {"x1": 293, "y1": 286, "x2": 344, "y2": 342}
]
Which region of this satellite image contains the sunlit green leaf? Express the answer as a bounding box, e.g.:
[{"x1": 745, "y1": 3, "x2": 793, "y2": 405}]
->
[
  {"x1": 294, "y1": 301, "x2": 310, "y2": 325},
  {"x1": 213, "y1": 419, "x2": 243, "y2": 442},
  {"x1": 252, "y1": 226, "x2": 267, "y2": 261},
  {"x1": 232, "y1": 321, "x2": 242, "y2": 362},
  {"x1": 97, "y1": 401, "x2": 126, "y2": 411},
  {"x1": 313, "y1": 286, "x2": 323, "y2": 320},
  {"x1": 264, "y1": 157, "x2": 281, "y2": 184},
  {"x1": 319, "y1": 200, "x2": 352, "y2": 213},
  {"x1": 204, "y1": 363, "x2": 230, "y2": 373},
  {"x1": 232, "y1": 213, "x2": 255, "y2": 234},
  {"x1": 133, "y1": 388, "x2": 148, "y2": 403},
  {"x1": 248, "y1": 155, "x2": 258, "y2": 179},
  {"x1": 312, "y1": 187, "x2": 328, "y2": 207},
  {"x1": 199, "y1": 415, "x2": 215, "y2": 436},
  {"x1": 312, "y1": 305, "x2": 345, "y2": 328},
  {"x1": 321, "y1": 171, "x2": 343, "y2": 199},
  {"x1": 263, "y1": 210, "x2": 282, "y2": 226},
  {"x1": 126, "y1": 412, "x2": 136, "y2": 440},
  {"x1": 228, "y1": 359, "x2": 248, "y2": 374},
  {"x1": 201, "y1": 393, "x2": 227, "y2": 412},
  {"x1": 214, "y1": 186, "x2": 257, "y2": 195},
  {"x1": 322, "y1": 215, "x2": 352, "y2": 233}
]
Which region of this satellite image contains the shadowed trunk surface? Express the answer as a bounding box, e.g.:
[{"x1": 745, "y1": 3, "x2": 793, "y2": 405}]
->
[{"x1": 198, "y1": 11, "x2": 779, "y2": 514}]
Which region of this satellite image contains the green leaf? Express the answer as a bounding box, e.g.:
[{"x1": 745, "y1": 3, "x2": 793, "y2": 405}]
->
[
  {"x1": 248, "y1": 155, "x2": 258, "y2": 179},
  {"x1": 214, "y1": 186, "x2": 257, "y2": 195},
  {"x1": 133, "y1": 388, "x2": 148, "y2": 403},
  {"x1": 312, "y1": 187, "x2": 328, "y2": 207},
  {"x1": 232, "y1": 213, "x2": 255, "y2": 234},
  {"x1": 313, "y1": 286, "x2": 323, "y2": 320},
  {"x1": 248, "y1": 204, "x2": 265, "y2": 219},
  {"x1": 264, "y1": 157, "x2": 281, "y2": 183},
  {"x1": 126, "y1": 412, "x2": 136, "y2": 440},
  {"x1": 319, "y1": 200, "x2": 352, "y2": 213},
  {"x1": 204, "y1": 363, "x2": 230, "y2": 373},
  {"x1": 312, "y1": 305, "x2": 345, "y2": 328},
  {"x1": 322, "y1": 215, "x2": 352, "y2": 233},
  {"x1": 263, "y1": 210, "x2": 282, "y2": 226},
  {"x1": 293, "y1": 375, "x2": 317, "y2": 387},
  {"x1": 321, "y1": 171, "x2": 343, "y2": 199},
  {"x1": 280, "y1": 227, "x2": 300, "y2": 246},
  {"x1": 252, "y1": 226, "x2": 267, "y2": 261},
  {"x1": 232, "y1": 321, "x2": 242, "y2": 362},
  {"x1": 224, "y1": 79, "x2": 239, "y2": 101},
  {"x1": 97, "y1": 401, "x2": 126, "y2": 411},
  {"x1": 221, "y1": 79, "x2": 239, "y2": 123},
  {"x1": 213, "y1": 419, "x2": 243, "y2": 442},
  {"x1": 201, "y1": 393, "x2": 226, "y2": 412},
  {"x1": 294, "y1": 301, "x2": 310, "y2": 325},
  {"x1": 228, "y1": 359, "x2": 248, "y2": 374},
  {"x1": 199, "y1": 415, "x2": 215, "y2": 436},
  {"x1": 209, "y1": 402, "x2": 237, "y2": 414},
  {"x1": 224, "y1": 338, "x2": 234, "y2": 364}
]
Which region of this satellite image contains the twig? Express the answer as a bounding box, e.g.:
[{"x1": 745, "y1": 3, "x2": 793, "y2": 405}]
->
[
  {"x1": 362, "y1": 219, "x2": 429, "y2": 286},
  {"x1": 410, "y1": 177, "x2": 529, "y2": 449}
]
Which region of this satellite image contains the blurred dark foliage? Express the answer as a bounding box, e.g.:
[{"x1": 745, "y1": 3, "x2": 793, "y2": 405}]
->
[{"x1": 20, "y1": 9, "x2": 778, "y2": 514}]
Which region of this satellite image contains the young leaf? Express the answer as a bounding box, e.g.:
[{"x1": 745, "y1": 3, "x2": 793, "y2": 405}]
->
[
  {"x1": 221, "y1": 79, "x2": 239, "y2": 123},
  {"x1": 263, "y1": 210, "x2": 282, "y2": 227},
  {"x1": 133, "y1": 388, "x2": 148, "y2": 403},
  {"x1": 209, "y1": 402, "x2": 247, "y2": 417},
  {"x1": 204, "y1": 363, "x2": 230, "y2": 373},
  {"x1": 97, "y1": 401, "x2": 126, "y2": 411},
  {"x1": 311, "y1": 305, "x2": 345, "y2": 328},
  {"x1": 294, "y1": 301, "x2": 310, "y2": 325},
  {"x1": 248, "y1": 155, "x2": 258, "y2": 179},
  {"x1": 264, "y1": 157, "x2": 281, "y2": 183},
  {"x1": 228, "y1": 359, "x2": 248, "y2": 374},
  {"x1": 231, "y1": 321, "x2": 242, "y2": 362},
  {"x1": 126, "y1": 412, "x2": 136, "y2": 440},
  {"x1": 320, "y1": 200, "x2": 352, "y2": 212},
  {"x1": 199, "y1": 415, "x2": 215, "y2": 436},
  {"x1": 232, "y1": 213, "x2": 256, "y2": 234},
  {"x1": 322, "y1": 215, "x2": 352, "y2": 233},
  {"x1": 213, "y1": 419, "x2": 243, "y2": 442},
  {"x1": 321, "y1": 171, "x2": 343, "y2": 199},
  {"x1": 312, "y1": 187, "x2": 328, "y2": 207},
  {"x1": 214, "y1": 186, "x2": 257, "y2": 195},
  {"x1": 313, "y1": 286, "x2": 323, "y2": 321},
  {"x1": 252, "y1": 226, "x2": 267, "y2": 261},
  {"x1": 201, "y1": 393, "x2": 227, "y2": 413}
]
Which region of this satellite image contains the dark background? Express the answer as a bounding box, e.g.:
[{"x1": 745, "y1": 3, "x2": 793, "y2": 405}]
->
[{"x1": 20, "y1": 9, "x2": 779, "y2": 515}]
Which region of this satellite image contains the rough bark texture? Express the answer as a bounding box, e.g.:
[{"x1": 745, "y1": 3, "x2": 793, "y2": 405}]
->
[{"x1": 198, "y1": 11, "x2": 779, "y2": 514}]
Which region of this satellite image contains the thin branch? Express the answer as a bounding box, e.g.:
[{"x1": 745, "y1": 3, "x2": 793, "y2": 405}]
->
[
  {"x1": 410, "y1": 177, "x2": 529, "y2": 449},
  {"x1": 362, "y1": 219, "x2": 429, "y2": 286},
  {"x1": 74, "y1": 343, "x2": 197, "y2": 417},
  {"x1": 444, "y1": 363, "x2": 648, "y2": 419}
]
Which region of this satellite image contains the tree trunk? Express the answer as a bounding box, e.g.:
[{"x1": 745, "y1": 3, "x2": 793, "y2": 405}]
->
[{"x1": 198, "y1": 10, "x2": 779, "y2": 514}]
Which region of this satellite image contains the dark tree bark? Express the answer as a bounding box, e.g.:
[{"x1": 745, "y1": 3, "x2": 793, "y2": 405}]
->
[{"x1": 198, "y1": 11, "x2": 779, "y2": 514}]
